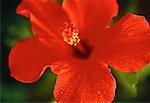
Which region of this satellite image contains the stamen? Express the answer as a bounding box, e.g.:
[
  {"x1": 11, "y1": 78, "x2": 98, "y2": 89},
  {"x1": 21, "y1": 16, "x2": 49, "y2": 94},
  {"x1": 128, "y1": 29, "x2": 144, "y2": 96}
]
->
[{"x1": 61, "y1": 22, "x2": 80, "y2": 46}]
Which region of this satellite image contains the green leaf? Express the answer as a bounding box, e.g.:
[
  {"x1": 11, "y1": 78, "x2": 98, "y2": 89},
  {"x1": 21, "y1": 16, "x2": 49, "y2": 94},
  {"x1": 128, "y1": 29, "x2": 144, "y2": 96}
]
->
[
  {"x1": 4, "y1": 16, "x2": 33, "y2": 47},
  {"x1": 110, "y1": 67, "x2": 138, "y2": 99},
  {"x1": 137, "y1": 64, "x2": 150, "y2": 82},
  {"x1": 110, "y1": 64, "x2": 150, "y2": 102}
]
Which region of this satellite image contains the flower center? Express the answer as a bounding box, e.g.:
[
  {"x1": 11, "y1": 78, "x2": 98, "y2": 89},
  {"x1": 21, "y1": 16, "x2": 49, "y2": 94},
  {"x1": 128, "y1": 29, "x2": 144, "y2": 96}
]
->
[
  {"x1": 61, "y1": 22, "x2": 80, "y2": 46},
  {"x1": 73, "y1": 40, "x2": 93, "y2": 59},
  {"x1": 61, "y1": 22, "x2": 93, "y2": 59}
]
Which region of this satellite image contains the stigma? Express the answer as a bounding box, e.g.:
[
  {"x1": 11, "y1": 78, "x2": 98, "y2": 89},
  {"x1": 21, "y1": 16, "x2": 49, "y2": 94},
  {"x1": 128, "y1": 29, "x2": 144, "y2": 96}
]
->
[{"x1": 61, "y1": 22, "x2": 80, "y2": 46}]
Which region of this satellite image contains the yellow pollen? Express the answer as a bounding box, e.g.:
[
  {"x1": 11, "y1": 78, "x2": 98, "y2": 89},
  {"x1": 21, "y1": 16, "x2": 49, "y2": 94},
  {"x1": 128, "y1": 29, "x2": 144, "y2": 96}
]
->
[{"x1": 61, "y1": 22, "x2": 80, "y2": 46}]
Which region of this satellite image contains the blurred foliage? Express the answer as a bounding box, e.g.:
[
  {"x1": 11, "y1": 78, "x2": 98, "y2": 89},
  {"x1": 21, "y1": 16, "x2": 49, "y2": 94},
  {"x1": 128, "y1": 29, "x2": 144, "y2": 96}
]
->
[
  {"x1": 4, "y1": 17, "x2": 32, "y2": 47},
  {"x1": 110, "y1": 65, "x2": 150, "y2": 102},
  {"x1": 57, "y1": 0, "x2": 63, "y2": 4},
  {"x1": 1, "y1": 0, "x2": 150, "y2": 102}
]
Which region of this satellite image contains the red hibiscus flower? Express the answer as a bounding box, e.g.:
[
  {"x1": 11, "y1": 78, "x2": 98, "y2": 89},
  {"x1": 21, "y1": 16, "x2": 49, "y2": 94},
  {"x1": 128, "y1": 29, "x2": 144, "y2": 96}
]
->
[{"x1": 9, "y1": 0, "x2": 150, "y2": 102}]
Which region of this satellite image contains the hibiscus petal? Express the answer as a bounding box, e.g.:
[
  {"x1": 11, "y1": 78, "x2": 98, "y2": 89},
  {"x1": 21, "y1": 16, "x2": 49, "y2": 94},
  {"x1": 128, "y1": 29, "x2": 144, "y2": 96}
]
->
[
  {"x1": 52, "y1": 61, "x2": 116, "y2": 102},
  {"x1": 99, "y1": 13, "x2": 150, "y2": 72},
  {"x1": 9, "y1": 37, "x2": 68, "y2": 83},
  {"x1": 16, "y1": 0, "x2": 69, "y2": 38},
  {"x1": 62, "y1": 0, "x2": 118, "y2": 30}
]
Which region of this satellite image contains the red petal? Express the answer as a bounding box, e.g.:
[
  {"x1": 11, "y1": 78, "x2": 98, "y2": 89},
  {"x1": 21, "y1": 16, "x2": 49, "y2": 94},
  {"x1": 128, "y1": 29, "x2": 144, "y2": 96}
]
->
[
  {"x1": 98, "y1": 13, "x2": 150, "y2": 72},
  {"x1": 9, "y1": 37, "x2": 68, "y2": 83},
  {"x1": 53, "y1": 60, "x2": 116, "y2": 102},
  {"x1": 16, "y1": 0, "x2": 69, "y2": 38},
  {"x1": 62, "y1": 0, "x2": 118, "y2": 30}
]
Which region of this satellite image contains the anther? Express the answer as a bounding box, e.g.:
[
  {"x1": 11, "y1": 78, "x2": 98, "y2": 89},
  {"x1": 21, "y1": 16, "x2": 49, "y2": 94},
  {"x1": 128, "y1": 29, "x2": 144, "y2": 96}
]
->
[{"x1": 61, "y1": 22, "x2": 80, "y2": 46}]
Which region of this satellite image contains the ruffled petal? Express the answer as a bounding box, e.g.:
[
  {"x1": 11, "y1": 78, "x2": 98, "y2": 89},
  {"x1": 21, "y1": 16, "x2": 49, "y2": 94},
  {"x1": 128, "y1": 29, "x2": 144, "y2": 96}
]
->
[
  {"x1": 16, "y1": 0, "x2": 69, "y2": 38},
  {"x1": 52, "y1": 60, "x2": 116, "y2": 103},
  {"x1": 98, "y1": 13, "x2": 150, "y2": 72},
  {"x1": 62, "y1": 0, "x2": 118, "y2": 30},
  {"x1": 9, "y1": 36, "x2": 69, "y2": 83}
]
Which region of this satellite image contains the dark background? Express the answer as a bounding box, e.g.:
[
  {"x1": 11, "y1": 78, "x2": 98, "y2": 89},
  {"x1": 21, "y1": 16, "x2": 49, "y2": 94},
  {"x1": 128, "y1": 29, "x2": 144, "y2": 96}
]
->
[{"x1": 1, "y1": 0, "x2": 150, "y2": 102}]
